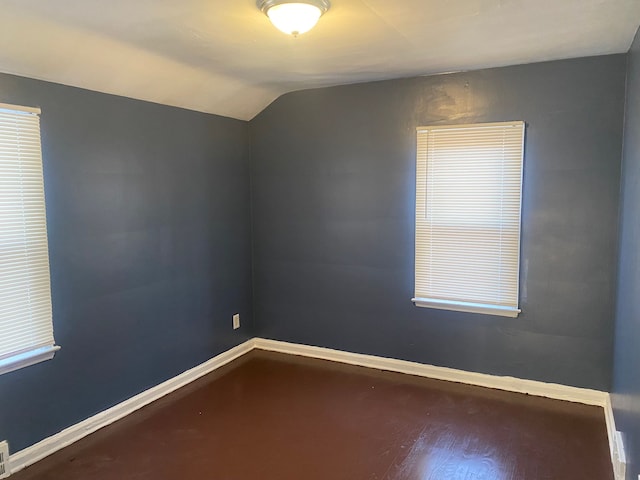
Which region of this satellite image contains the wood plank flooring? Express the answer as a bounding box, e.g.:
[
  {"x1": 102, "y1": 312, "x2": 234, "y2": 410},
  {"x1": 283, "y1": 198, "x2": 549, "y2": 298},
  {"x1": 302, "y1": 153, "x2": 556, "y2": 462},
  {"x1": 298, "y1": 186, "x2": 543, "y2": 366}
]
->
[{"x1": 11, "y1": 351, "x2": 613, "y2": 480}]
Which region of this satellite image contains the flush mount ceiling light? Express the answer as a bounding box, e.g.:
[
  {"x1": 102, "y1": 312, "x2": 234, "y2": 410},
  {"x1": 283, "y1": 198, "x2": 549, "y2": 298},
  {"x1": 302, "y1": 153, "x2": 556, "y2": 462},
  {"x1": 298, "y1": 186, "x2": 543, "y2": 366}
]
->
[{"x1": 258, "y1": 0, "x2": 330, "y2": 37}]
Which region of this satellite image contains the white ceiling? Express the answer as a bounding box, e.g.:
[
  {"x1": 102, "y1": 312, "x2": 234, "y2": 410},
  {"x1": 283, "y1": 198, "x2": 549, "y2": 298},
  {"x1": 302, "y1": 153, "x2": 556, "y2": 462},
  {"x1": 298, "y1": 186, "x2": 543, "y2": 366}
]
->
[{"x1": 1, "y1": 0, "x2": 639, "y2": 120}]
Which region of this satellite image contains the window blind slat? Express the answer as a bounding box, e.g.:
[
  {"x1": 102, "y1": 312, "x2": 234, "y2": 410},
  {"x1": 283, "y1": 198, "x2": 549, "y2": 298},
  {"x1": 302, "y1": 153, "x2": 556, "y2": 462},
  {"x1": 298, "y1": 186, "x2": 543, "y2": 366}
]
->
[
  {"x1": 414, "y1": 121, "x2": 524, "y2": 316},
  {"x1": 0, "y1": 106, "x2": 55, "y2": 362}
]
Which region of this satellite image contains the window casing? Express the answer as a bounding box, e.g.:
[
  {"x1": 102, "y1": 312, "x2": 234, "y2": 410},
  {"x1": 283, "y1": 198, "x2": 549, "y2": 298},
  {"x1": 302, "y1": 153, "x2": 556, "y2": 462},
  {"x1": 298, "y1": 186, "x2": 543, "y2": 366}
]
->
[
  {"x1": 413, "y1": 121, "x2": 525, "y2": 317},
  {"x1": 0, "y1": 103, "x2": 58, "y2": 375}
]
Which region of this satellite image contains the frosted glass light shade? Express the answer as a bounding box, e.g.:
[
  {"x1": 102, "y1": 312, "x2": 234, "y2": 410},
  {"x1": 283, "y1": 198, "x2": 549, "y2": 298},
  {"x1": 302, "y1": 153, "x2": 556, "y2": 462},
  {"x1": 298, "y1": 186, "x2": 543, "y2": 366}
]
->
[
  {"x1": 267, "y1": 3, "x2": 321, "y2": 35},
  {"x1": 258, "y1": 1, "x2": 330, "y2": 36}
]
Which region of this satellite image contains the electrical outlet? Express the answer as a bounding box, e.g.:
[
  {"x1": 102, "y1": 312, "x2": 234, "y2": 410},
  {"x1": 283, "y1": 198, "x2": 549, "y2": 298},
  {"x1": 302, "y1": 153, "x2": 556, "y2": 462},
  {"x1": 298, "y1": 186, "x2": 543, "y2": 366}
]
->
[
  {"x1": 0, "y1": 441, "x2": 10, "y2": 479},
  {"x1": 232, "y1": 313, "x2": 240, "y2": 330}
]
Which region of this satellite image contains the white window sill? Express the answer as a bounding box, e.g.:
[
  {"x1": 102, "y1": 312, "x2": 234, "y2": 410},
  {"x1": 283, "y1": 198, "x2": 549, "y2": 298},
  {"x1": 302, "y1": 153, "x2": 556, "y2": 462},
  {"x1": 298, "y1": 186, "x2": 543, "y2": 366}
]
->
[
  {"x1": 412, "y1": 298, "x2": 521, "y2": 318},
  {"x1": 0, "y1": 345, "x2": 61, "y2": 376}
]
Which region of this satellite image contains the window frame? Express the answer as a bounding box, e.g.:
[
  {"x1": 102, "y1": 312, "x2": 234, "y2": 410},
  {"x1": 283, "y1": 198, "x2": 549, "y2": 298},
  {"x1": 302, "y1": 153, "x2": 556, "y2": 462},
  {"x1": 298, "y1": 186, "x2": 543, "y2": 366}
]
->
[
  {"x1": 412, "y1": 121, "x2": 525, "y2": 318},
  {"x1": 0, "y1": 102, "x2": 58, "y2": 376}
]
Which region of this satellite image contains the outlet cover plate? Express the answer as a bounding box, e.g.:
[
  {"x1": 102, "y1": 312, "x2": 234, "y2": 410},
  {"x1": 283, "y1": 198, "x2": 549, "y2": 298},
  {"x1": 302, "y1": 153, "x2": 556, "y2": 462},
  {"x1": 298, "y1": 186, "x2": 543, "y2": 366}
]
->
[{"x1": 233, "y1": 313, "x2": 240, "y2": 330}]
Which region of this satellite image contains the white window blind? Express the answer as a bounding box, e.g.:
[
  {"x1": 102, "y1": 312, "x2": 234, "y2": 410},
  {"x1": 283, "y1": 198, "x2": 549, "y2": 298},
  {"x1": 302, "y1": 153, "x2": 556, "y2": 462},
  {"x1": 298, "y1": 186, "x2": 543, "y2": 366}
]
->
[
  {"x1": 413, "y1": 121, "x2": 525, "y2": 318},
  {"x1": 0, "y1": 102, "x2": 58, "y2": 375}
]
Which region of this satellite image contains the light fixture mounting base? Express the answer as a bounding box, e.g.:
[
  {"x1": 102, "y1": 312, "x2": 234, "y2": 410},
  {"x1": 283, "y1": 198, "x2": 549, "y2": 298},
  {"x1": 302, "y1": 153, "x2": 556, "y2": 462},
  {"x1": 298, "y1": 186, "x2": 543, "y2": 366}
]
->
[{"x1": 257, "y1": 0, "x2": 331, "y2": 15}]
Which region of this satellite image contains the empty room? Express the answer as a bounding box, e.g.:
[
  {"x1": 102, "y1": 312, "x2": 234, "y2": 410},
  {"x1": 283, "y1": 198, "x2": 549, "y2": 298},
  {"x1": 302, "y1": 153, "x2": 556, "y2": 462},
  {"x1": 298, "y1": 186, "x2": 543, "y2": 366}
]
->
[{"x1": 0, "y1": 1, "x2": 640, "y2": 479}]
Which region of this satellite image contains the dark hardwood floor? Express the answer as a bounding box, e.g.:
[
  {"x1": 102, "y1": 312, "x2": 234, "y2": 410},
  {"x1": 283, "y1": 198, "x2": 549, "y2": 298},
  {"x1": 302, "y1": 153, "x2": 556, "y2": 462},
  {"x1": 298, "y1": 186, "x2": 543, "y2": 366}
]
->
[{"x1": 11, "y1": 351, "x2": 613, "y2": 480}]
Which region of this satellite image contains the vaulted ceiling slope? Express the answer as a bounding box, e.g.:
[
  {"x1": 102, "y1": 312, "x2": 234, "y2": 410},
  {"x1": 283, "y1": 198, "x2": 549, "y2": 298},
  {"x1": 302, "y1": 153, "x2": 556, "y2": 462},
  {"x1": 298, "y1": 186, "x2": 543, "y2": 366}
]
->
[{"x1": 1, "y1": 0, "x2": 639, "y2": 120}]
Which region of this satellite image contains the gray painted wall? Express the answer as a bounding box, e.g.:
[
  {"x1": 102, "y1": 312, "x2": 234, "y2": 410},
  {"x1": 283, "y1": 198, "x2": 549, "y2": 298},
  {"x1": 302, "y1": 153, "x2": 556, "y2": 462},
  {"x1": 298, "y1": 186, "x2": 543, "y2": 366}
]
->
[
  {"x1": 0, "y1": 73, "x2": 254, "y2": 452},
  {"x1": 0, "y1": 52, "x2": 630, "y2": 457},
  {"x1": 613, "y1": 27, "x2": 640, "y2": 480},
  {"x1": 249, "y1": 55, "x2": 626, "y2": 391}
]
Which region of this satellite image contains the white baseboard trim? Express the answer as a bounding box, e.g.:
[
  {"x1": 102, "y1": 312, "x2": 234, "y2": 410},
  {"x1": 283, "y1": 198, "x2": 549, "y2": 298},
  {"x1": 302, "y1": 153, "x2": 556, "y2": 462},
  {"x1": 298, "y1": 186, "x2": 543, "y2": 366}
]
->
[
  {"x1": 605, "y1": 396, "x2": 618, "y2": 461},
  {"x1": 8, "y1": 339, "x2": 254, "y2": 475},
  {"x1": 253, "y1": 338, "x2": 609, "y2": 407},
  {"x1": 254, "y1": 338, "x2": 618, "y2": 478},
  {"x1": 8, "y1": 336, "x2": 616, "y2": 478},
  {"x1": 605, "y1": 395, "x2": 626, "y2": 480}
]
